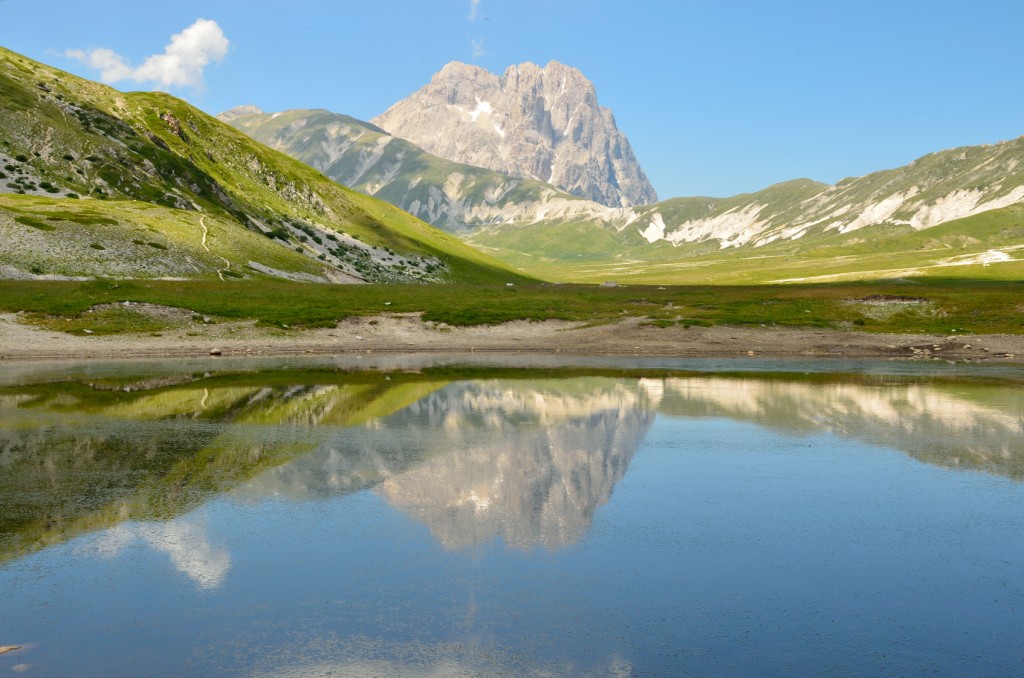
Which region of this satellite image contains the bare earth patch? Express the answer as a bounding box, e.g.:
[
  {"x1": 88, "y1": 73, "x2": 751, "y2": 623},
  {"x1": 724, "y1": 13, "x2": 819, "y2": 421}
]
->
[
  {"x1": 90, "y1": 301, "x2": 201, "y2": 324},
  {"x1": 23, "y1": 302, "x2": 204, "y2": 335},
  {"x1": 842, "y1": 295, "x2": 940, "y2": 321}
]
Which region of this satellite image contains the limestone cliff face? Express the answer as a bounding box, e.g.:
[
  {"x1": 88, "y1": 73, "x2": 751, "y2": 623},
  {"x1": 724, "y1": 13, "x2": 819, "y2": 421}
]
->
[{"x1": 371, "y1": 61, "x2": 658, "y2": 208}]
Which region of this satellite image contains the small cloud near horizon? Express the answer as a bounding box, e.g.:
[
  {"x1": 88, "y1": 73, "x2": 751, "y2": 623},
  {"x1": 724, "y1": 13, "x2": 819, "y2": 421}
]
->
[
  {"x1": 65, "y1": 18, "x2": 229, "y2": 92},
  {"x1": 470, "y1": 38, "x2": 486, "y2": 59}
]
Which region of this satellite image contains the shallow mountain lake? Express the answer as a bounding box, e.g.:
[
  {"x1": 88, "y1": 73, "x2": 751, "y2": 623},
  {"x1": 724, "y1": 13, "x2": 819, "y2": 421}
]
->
[{"x1": 1, "y1": 356, "x2": 1023, "y2": 676}]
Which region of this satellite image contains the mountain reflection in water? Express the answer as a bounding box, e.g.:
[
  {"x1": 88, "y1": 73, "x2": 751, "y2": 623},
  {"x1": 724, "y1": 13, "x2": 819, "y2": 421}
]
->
[
  {"x1": 1, "y1": 367, "x2": 1021, "y2": 572},
  {"x1": 658, "y1": 376, "x2": 1023, "y2": 476},
  {"x1": 229, "y1": 377, "x2": 655, "y2": 552}
]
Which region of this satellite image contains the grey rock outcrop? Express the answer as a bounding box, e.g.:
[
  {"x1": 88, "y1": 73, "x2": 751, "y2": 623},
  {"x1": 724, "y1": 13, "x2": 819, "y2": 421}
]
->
[
  {"x1": 372, "y1": 61, "x2": 658, "y2": 208},
  {"x1": 216, "y1": 104, "x2": 264, "y2": 122}
]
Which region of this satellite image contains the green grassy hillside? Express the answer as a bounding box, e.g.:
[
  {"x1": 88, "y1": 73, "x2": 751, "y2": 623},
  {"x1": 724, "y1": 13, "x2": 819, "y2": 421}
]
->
[
  {"x1": 0, "y1": 46, "x2": 531, "y2": 284},
  {"x1": 472, "y1": 205, "x2": 1024, "y2": 284}
]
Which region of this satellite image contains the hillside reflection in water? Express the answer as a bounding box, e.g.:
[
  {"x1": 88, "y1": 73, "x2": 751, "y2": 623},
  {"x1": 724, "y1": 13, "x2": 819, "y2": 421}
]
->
[{"x1": 1, "y1": 365, "x2": 1022, "y2": 676}]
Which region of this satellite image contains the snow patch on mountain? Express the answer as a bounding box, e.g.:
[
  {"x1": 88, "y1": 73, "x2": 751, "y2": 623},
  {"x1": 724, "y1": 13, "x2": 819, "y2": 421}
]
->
[
  {"x1": 838, "y1": 189, "x2": 920, "y2": 233},
  {"x1": 938, "y1": 247, "x2": 1022, "y2": 267},
  {"x1": 659, "y1": 204, "x2": 769, "y2": 248},
  {"x1": 639, "y1": 213, "x2": 666, "y2": 243},
  {"x1": 910, "y1": 186, "x2": 1024, "y2": 229}
]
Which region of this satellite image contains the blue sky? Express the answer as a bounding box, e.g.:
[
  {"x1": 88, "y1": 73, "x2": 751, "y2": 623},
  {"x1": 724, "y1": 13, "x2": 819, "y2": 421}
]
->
[{"x1": 3, "y1": 0, "x2": 1023, "y2": 199}]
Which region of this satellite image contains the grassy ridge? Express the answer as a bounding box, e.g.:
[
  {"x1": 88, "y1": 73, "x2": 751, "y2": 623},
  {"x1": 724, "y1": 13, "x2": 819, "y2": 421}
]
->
[
  {"x1": 0, "y1": 279, "x2": 1022, "y2": 335},
  {"x1": 473, "y1": 205, "x2": 1024, "y2": 285},
  {"x1": 0, "y1": 46, "x2": 531, "y2": 284},
  {"x1": 224, "y1": 107, "x2": 582, "y2": 232}
]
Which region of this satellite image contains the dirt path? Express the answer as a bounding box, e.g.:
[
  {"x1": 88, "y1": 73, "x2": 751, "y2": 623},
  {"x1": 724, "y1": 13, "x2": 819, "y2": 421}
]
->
[
  {"x1": 200, "y1": 216, "x2": 231, "y2": 281},
  {"x1": 1, "y1": 312, "x2": 1022, "y2": 364}
]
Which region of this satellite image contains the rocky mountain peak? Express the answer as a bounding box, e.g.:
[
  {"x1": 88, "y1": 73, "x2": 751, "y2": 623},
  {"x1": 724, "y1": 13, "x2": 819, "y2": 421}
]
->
[
  {"x1": 216, "y1": 104, "x2": 264, "y2": 122},
  {"x1": 433, "y1": 60, "x2": 494, "y2": 83},
  {"x1": 501, "y1": 60, "x2": 592, "y2": 91},
  {"x1": 372, "y1": 60, "x2": 658, "y2": 207}
]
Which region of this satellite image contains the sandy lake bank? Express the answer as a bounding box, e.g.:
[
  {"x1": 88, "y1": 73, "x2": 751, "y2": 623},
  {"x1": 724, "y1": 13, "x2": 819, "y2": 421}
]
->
[{"x1": 2, "y1": 312, "x2": 1022, "y2": 364}]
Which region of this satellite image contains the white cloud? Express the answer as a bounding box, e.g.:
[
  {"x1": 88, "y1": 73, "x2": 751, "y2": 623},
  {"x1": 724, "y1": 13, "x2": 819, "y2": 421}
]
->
[
  {"x1": 64, "y1": 47, "x2": 133, "y2": 83},
  {"x1": 66, "y1": 18, "x2": 229, "y2": 91},
  {"x1": 469, "y1": 0, "x2": 482, "y2": 21},
  {"x1": 139, "y1": 520, "x2": 231, "y2": 590},
  {"x1": 84, "y1": 517, "x2": 231, "y2": 590},
  {"x1": 470, "y1": 38, "x2": 486, "y2": 59}
]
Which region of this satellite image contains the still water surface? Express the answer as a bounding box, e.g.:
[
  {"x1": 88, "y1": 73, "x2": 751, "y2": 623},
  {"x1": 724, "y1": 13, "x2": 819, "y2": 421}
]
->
[{"x1": 1, "y1": 359, "x2": 1023, "y2": 676}]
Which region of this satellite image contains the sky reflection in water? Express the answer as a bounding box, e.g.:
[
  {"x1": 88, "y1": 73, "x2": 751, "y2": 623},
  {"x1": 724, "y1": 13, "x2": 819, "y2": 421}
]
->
[{"x1": 1, "y1": 363, "x2": 1022, "y2": 676}]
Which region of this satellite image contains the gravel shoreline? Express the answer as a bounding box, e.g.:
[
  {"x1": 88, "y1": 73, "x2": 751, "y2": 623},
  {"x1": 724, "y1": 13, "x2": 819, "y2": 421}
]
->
[{"x1": 2, "y1": 313, "x2": 1022, "y2": 364}]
